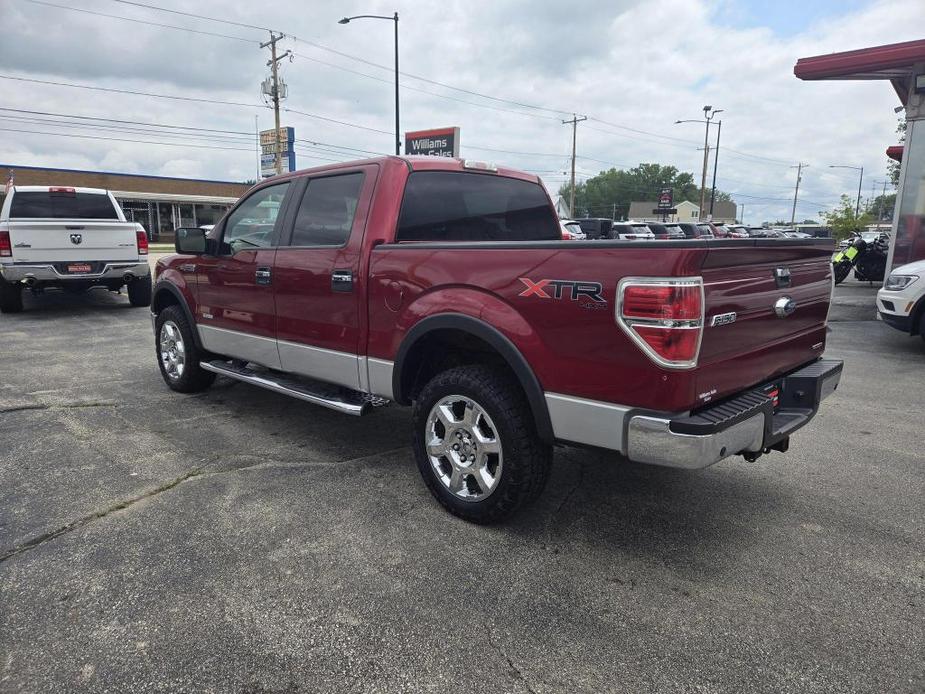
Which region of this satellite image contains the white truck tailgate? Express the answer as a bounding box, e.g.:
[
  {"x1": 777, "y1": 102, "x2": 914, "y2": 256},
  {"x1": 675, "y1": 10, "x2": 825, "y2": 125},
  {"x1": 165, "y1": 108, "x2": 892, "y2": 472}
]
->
[{"x1": 7, "y1": 220, "x2": 141, "y2": 263}]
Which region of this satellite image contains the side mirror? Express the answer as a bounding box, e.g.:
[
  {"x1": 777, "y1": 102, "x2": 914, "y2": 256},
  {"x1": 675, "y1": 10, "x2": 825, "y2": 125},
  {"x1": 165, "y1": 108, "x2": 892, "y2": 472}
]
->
[{"x1": 175, "y1": 227, "x2": 207, "y2": 254}]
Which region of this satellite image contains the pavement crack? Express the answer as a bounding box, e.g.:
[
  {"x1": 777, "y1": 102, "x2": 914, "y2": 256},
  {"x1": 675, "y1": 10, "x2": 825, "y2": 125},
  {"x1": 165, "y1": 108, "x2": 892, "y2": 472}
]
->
[
  {"x1": 0, "y1": 446, "x2": 412, "y2": 564},
  {"x1": 486, "y1": 624, "x2": 541, "y2": 694},
  {"x1": 555, "y1": 457, "x2": 586, "y2": 516},
  {"x1": 0, "y1": 402, "x2": 117, "y2": 415},
  {"x1": 0, "y1": 468, "x2": 204, "y2": 565}
]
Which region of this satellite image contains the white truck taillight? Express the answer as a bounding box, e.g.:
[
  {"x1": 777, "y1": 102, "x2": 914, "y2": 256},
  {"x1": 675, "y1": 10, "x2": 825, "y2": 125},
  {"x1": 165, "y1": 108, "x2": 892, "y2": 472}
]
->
[
  {"x1": 616, "y1": 277, "x2": 704, "y2": 369},
  {"x1": 0, "y1": 230, "x2": 11, "y2": 257},
  {"x1": 136, "y1": 228, "x2": 149, "y2": 255}
]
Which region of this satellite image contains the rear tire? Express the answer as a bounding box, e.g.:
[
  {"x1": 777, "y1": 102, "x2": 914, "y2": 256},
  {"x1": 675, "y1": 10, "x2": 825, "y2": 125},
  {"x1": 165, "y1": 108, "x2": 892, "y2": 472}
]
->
[
  {"x1": 155, "y1": 305, "x2": 215, "y2": 393},
  {"x1": 411, "y1": 365, "x2": 552, "y2": 524},
  {"x1": 0, "y1": 279, "x2": 23, "y2": 313},
  {"x1": 833, "y1": 262, "x2": 851, "y2": 285},
  {"x1": 128, "y1": 275, "x2": 152, "y2": 307}
]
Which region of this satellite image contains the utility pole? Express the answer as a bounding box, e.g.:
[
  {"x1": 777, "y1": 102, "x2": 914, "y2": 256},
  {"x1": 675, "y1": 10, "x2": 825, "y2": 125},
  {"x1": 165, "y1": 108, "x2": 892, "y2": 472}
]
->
[
  {"x1": 677, "y1": 106, "x2": 721, "y2": 220},
  {"x1": 790, "y1": 162, "x2": 807, "y2": 225},
  {"x1": 699, "y1": 127, "x2": 711, "y2": 220},
  {"x1": 261, "y1": 32, "x2": 291, "y2": 175},
  {"x1": 874, "y1": 179, "x2": 889, "y2": 222},
  {"x1": 562, "y1": 114, "x2": 587, "y2": 217},
  {"x1": 709, "y1": 120, "x2": 722, "y2": 218}
]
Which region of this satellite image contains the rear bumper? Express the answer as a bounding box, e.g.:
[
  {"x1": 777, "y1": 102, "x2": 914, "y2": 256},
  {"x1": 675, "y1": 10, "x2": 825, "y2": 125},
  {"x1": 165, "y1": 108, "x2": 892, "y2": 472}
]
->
[
  {"x1": 548, "y1": 359, "x2": 843, "y2": 470},
  {"x1": 0, "y1": 261, "x2": 150, "y2": 283}
]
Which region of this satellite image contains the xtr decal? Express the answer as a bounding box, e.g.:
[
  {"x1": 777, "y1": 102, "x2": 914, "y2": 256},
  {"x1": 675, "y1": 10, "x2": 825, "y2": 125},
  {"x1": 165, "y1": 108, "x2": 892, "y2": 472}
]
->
[{"x1": 518, "y1": 277, "x2": 605, "y2": 303}]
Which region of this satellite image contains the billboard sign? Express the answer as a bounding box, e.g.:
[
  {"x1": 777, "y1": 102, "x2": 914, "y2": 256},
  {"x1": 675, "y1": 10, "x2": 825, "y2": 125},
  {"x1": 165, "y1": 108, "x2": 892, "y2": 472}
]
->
[
  {"x1": 657, "y1": 187, "x2": 673, "y2": 210},
  {"x1": 260, "y1": 126, "x2": 296, "y2": 178},
  {"x1": 404, "y1": 126, "x2": 460, "y2": 157}
]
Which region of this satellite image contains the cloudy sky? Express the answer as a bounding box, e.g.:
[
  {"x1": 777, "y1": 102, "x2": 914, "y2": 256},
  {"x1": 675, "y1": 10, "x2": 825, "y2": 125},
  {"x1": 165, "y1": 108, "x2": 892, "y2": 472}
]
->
[{"x1": 1, "y1": 0, "x2": 921, "y2": 223}]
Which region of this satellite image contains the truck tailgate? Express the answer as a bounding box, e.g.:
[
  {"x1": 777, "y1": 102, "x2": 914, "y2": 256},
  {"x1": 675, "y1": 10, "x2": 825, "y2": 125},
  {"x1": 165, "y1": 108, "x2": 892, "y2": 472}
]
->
[
  {"x1": 7, "y1": 221, "x2": 141, "y2": 263},
  {"x1": 695, "y1": 240, "x2": 834, "y2": 406}
]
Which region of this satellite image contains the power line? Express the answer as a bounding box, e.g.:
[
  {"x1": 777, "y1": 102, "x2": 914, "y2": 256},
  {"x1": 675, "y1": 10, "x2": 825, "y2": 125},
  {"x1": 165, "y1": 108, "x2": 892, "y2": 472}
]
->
[
  {"x1": 110, "y1": 0, "x2": 272, "y2": 32},
  {"x1": 0, "y1": 74, "x2": 263, "y2": 108},
  {"x1": 102, "y1": 0, "x2": 573, "y2": 117},
  {"x1": 0, "y1": 75, "x2": 391, "y2": 135},
  {"x1": 21, "y1": 0, "x2": 257, "y2": 43},
  {"x1": 0, "y1": 126, "x2": 255, "y2": 152}
]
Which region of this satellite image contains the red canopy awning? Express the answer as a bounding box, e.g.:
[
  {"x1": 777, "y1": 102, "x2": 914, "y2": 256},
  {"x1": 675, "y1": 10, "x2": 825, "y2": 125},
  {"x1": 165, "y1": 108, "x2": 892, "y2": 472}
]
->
[
  {"x1": 886, "y1": 145, "x2": 904, "y2": 162},
  {"x1": 794, "y1": 38, "x2": 925, "y2": 104}
]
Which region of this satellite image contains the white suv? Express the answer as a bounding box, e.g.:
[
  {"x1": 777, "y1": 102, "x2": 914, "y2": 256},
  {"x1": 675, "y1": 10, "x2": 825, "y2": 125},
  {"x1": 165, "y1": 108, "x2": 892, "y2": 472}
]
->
[{"x1": 877, "y1": 259, "x2": 925, "y2": 344}]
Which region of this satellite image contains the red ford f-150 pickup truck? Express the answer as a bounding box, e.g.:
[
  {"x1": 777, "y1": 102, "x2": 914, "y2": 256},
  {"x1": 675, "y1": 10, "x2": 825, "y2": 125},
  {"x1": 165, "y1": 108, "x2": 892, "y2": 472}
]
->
[{"x1": 152, "y1": 156, "x2": 842, "y2": 522}]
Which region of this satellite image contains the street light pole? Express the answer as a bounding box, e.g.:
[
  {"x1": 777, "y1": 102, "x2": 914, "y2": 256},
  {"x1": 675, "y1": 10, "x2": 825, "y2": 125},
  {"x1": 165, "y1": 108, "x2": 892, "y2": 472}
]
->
[
  {"x1": 675, "y1": 107, "x2": 722, "y2": 221},
  {"x1": 339, "y1": 13, "x2": 400, "y2": 155},
  {"x1": 829, "y1": 164, "x2": 864, "y2": 218}
]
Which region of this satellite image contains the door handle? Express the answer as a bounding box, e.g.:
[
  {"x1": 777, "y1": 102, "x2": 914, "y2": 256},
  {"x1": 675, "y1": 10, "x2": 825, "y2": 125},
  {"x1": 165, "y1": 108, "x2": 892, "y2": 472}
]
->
[
  {"x1": 332, "y1": 270, "x2": 353, "y2": 292},
  {"x1": 255, "y1": 266, "x2": 272, "y2": 286}
]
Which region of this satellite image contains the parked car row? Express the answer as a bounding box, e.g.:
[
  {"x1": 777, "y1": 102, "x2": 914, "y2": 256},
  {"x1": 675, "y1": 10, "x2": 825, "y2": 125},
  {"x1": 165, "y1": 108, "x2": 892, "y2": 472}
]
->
[{"x1": 565, "y1": 218, "x2": 817, "y2": 241}]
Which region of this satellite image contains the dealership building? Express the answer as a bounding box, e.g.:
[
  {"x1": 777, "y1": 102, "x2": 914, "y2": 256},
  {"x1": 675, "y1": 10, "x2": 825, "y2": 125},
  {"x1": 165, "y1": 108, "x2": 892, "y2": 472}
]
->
[{"x1": 0, "y1": 164, "x2": 250, "y2": 242}]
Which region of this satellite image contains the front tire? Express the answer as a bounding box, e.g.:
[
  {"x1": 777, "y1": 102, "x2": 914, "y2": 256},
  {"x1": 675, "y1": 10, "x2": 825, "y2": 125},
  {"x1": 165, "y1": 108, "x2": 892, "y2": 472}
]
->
[
  {"x1": 833, "y1": 262, "x2": 851, "y2": 285},
  {"x1": 128, "y1": 275, "x2": 152, "y2": 307},
  {"x1": 155, "y1": 305, "x2": 215, "y2": 393},
  {"x1": 0, "y1": 278, "x2": 23, "y2": 313},
  {"x1": 411, "y1": 365, "x2": 552, "y2": 523}
]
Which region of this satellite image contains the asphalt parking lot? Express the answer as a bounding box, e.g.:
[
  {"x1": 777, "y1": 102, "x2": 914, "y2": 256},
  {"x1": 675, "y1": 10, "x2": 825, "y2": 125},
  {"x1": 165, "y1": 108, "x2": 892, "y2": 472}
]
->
[{"x1": 1, "y1": 277, "x2": 922, "y2": 694}]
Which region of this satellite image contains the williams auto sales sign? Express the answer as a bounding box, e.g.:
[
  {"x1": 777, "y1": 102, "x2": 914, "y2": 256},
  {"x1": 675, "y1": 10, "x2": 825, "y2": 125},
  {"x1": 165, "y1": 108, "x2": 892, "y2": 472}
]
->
[{"x1": 404, "y1": 127, "x2": 460, "y2": 157}]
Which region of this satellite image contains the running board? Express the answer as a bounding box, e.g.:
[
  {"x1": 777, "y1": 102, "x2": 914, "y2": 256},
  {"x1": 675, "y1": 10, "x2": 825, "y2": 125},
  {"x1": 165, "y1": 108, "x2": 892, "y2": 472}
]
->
[{"x1": 200, "y1": 360, "x2": 371, "y2": 416}]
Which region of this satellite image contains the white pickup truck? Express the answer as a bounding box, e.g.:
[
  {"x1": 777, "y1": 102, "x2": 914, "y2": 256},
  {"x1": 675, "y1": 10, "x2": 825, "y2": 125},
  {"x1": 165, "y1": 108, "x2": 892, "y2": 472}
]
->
[{"x1": 0, "y1": 186, "x2": 152, "y2": 313}]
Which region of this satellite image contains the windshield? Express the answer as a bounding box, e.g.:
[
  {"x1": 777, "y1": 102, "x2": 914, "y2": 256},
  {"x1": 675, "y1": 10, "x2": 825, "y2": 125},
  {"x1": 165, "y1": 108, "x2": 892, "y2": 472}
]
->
[
  {"x1": 564, "y1": 222, "x2": 583, "y2": 234},
  {"x1": 10, "y1": 190, "x2": 119, "y2": 219}
]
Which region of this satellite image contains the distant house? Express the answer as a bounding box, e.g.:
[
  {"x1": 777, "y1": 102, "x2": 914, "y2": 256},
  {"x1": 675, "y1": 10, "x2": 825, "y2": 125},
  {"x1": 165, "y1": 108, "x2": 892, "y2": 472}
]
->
[
  {"x1": 627, "y1": 199, "x2": 737, "y2": 223},
  {"x1": 628, "y1": 200, "x2": 700, "y2": 223}
]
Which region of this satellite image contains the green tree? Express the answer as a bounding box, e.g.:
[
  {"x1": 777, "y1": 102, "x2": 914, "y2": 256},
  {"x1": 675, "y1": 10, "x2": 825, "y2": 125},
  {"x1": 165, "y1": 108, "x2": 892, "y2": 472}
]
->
[
  {"x1": 824, "y1": 194, "x2": 875, "y2": 241},
  {"x1": 559, "y1": 163, "x2": 730, "y2": 219},
  {"x1": 888, "y1": 117, "x2": 906, "y2": 187},
  {"x1": 869, "y1": 192, "x2": 896, "y2": 222}
]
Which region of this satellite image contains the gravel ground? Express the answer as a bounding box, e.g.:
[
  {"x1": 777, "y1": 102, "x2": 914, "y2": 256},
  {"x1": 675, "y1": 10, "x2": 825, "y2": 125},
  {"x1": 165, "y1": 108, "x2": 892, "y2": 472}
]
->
[{"x1": 0, "y1": 280, "x2": 922, "y2": 694}]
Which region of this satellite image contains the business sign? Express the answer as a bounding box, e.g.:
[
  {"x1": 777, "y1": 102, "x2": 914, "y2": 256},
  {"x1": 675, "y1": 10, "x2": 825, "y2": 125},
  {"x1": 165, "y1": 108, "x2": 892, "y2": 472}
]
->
[
  {"x1": 404, "y1": 126, "x2": 460, "y2": 157},
  {"x1": 657, "y1": 187, "x2": 673, "y2": 210},
  {"x1": 260, "y1": 126, "x2": 296, "y2": 178}
]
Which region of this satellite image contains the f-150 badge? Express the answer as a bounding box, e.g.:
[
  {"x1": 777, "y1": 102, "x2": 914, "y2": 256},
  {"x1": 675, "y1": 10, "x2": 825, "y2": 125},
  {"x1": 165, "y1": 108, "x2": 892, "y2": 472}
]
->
[
  {"x1": 710, "y1": 312, "x2": 737, "y2": 326},
  {"x1": 518, "y1": 277, "x2": 605, "y2": 303}
]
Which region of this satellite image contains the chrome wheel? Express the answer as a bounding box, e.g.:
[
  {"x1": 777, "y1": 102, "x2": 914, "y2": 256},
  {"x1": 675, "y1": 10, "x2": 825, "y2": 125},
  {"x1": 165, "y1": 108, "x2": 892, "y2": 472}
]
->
[
  {"x1": 159, "y1": 320, "x2": 186, "y2": 381},
  {"x1": 425, "y1": 395, "x2": 503, "y2": 502}
]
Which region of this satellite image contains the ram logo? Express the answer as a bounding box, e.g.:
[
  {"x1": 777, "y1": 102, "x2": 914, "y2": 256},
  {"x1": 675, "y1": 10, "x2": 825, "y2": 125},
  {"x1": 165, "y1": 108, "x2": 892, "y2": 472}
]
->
[
  {"x1": 710, "y1": 311, "x2": 737, "y2": 327},
  {"x1": 69, "y1": 233, "x2": 83, "y2": 245},
  {"x1": 518, "y1": 277, "x2": 605, "y2": 303}
]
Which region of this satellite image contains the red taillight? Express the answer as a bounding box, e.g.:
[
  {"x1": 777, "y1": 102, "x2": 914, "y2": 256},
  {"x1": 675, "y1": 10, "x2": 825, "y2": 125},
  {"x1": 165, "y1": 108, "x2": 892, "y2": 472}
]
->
[
  {"x1": 136, "y1": 229, "x2": 149, "y2": 255},
  {"x1": 618, "y1": 278, "x2": 704, "y2": 368},
  {"x1": 0, "y1": 230, "x2": 11, "y2": 257}
]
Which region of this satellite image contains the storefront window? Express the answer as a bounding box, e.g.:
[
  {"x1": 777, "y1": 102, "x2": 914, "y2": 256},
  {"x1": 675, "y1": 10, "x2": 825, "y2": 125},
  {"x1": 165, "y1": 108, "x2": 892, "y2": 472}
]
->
[
  {"x1": 891, "y1": 118, "x2": 925, "y2": 270},
  {"x1": 177, "y1": 204, "x2": 195, "y2": 228},
  {"x1": 194, "y1": 204, "x2": 229, "y2": 227},
  {"x1": 156, "y1": 202, "x2": 174, "y2": 241}
]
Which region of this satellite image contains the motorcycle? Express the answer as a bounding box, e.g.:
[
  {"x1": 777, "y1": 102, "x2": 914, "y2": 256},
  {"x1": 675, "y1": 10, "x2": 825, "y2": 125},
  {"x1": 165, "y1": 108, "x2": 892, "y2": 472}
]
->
[{"x1": 832, "y1": 232, "x2": 889, "y2": 285}]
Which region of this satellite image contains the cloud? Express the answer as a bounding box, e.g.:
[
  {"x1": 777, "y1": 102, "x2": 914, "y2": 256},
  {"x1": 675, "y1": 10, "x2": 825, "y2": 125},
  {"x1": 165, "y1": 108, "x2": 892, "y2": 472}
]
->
[{"x1": 0, "y1": 0, "x2": 920, "y2": 223}]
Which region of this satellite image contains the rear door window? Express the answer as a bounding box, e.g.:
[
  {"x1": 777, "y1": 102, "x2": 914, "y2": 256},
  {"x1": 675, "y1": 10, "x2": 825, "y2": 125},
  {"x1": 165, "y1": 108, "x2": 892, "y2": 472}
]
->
[
  {"x1": 10, "y1": 190, "x2": 119, "y2": 219},
  {"x1": 396, "y1": 171, "x2": 559, "y2": 242},
  {"x1": 289, "y1": 173, "x2": 365, "y2": 247}
]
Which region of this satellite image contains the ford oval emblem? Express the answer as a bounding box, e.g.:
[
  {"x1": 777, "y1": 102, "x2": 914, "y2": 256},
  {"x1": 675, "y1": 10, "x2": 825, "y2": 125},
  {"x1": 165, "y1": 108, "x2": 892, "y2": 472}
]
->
[{"x1": 774, "y1": 296, "x2": 797, "y2": 318}]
